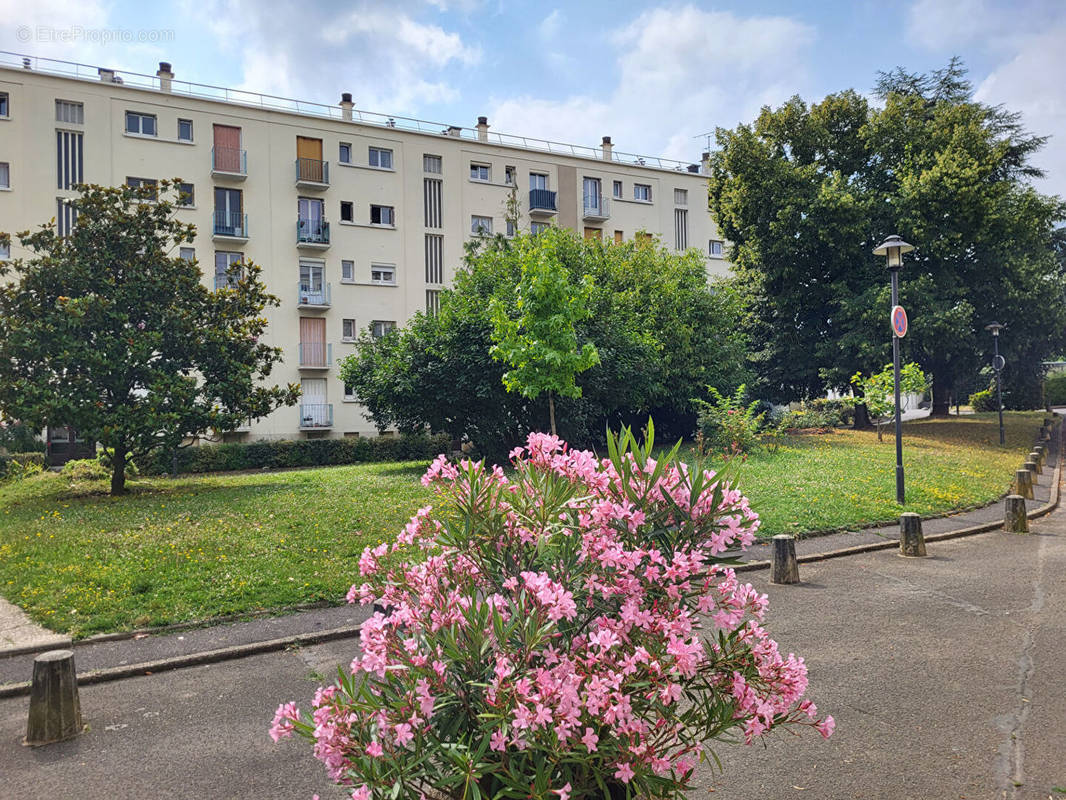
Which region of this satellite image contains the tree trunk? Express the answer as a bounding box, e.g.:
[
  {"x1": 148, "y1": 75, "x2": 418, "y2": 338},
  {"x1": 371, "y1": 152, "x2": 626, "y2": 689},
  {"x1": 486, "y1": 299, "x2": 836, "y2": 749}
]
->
[
  {"x1": 853, "y1": 403, "x2": 873, "y2": 430},
  {"x1": 548, "y1": 392, "x2": 557, "y2": 437},
  {"x1": 110, "y1": 443, "x2": 128, "y2": 496},
  {"x1": 877, "y1": 421, "x2": 883, "y2": 442},
  {"x1": 930, "y1": 373, "x2": 952, "y2": 417}
]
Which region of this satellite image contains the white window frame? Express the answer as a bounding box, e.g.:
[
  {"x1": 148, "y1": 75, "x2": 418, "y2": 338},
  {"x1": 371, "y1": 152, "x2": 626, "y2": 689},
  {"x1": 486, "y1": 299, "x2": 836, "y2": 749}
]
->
[
  {"x1": 471, "y1": 215, "x2": 493, "y2": 235},
  {"x1": 339, "y1": 143, "x2": 352, "y2": 164},
  {"x1": 125, "y1": 110, "x2": 157, "y2": 136},
  {"x1": 530, "y1": 221, "x2": 549, "y2": 236},
  {"x1": 214, "y1": 251, "x2": 243, "y2": 290},
  {"x1": 634, "y1": 183, "x2": 652, "y2": 202},
  {"x1": 370, "y1": 263, "x2": 397, "y2": 285},
  {"x1": 340, "y1": 201, "x2": 354, "y2": 223},
  {"x1": 613, "y1": 180, "x2": 622, "y2": 198},
  {"x1": 371, "y1": 320, "x2": 396, "y2": 340},
  {"x1": 529, "y1": 172, "x2": 548, "y2": 191},
  {"x1": 0, "y1": 161, "x2": 9, "y2": 189},
  {"x1": 423, "y1": 154, "x2": 442, "y2": 173},
  {"x1": 0, "y1": 92, "x2": 8, "y2": 118},
  {"x1": 342, "y1": 318, "x2": 357, "y2": 341},
  {"x1": 370, "y1": 205, "x2": 395, "y2": 226},
  {"x1": 56, "y1": 100, "x2": 84, "y2": 125},
  {"x1": 470, "y1": 163, "x2": 490, "y2": 182},
  {"x1": 343, "y1": 382, "x2": 357, "y2": 401},
  {"x1": 0, "y1": 240, "x2": 9, "y2": 260},
  {"x1": 709, "y1": 239, "x2": 724, "y2": 258},
  {"x1": 341, "y1": 259, "x2": 355, "y2": 283},
  {"x1": 179, "y1": 247, "x2": 195, "y2": 262},
  {"x1": 177, "y1": 182, "x2": 195, "y2": 206},
  {"x1": 369, "y1": 147, "x2": 393, "y2": 169},
  {"x1": 505, "y1": 166, "x2": 516, "y2": 185},
  {"x1": 177, "y1": 118, "x2": 194, "y2": 142},
  {"x1": 506, "y1": 220, "x2": 516, "y2": 237},
  {"x1": 674, "y1": 188, "x2": 688, "y2": 206}
]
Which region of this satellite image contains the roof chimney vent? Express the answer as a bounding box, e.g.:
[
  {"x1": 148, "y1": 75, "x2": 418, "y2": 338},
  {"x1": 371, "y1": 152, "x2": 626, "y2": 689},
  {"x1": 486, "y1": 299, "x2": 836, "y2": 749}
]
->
[
  {"x1": 601, "y1": 136, "x2": 613, "y2": 161},
  {"x1": 446, "y1": 125, "x2": 462, "y2": 138},
  {"x1": 156, "y1": 62, "x2": 174, "y2": 93},
  {"x1": 700, "y1": 151, "x2": 711, "y2": 175},
  {"x1": 98, "y1": 68, "x2": 115, "y2": 83},
  {"x1": 22, "y1": 57, "x2": 32, "y2": 69},
  {"x1": 339, "y1": 92, "x2": 354, "y2": 121},
  {"x1": 476, "y1": 116, "x2": 489, "y2": 142}
]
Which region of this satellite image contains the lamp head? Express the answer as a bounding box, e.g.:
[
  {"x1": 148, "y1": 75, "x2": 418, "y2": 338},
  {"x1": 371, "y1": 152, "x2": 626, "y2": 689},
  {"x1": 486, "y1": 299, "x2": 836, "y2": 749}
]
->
[
  {"x1": 873, "y1": 235, "x2": 915, "y2": 269},
  {"x1": 985, "y1": 321, "x2": 1004, "y2": 337}
]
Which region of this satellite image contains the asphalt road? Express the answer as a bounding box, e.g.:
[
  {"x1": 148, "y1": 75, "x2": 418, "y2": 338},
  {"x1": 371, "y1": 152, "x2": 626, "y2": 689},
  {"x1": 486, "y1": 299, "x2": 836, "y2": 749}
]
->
[{"x1": 2, "y1": 517, "x2": 1064, "y2": 799}]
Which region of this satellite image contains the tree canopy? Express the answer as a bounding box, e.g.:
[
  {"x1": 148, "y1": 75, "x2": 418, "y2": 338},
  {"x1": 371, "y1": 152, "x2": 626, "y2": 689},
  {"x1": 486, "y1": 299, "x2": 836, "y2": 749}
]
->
[
  {"x1": 0, "y1": 181, "x2": 299, "y2": 494},
  {"x1": 709, "y1": 58, "x2": 1066, "y2": 412}
]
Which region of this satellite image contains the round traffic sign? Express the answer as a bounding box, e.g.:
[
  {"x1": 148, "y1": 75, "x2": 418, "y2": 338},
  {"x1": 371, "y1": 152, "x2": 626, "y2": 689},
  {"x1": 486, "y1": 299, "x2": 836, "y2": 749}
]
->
[
  {"x1": 891, "y1": 305, "x2": 908, "y2": 338},
  {"x1": 993, "y1": 354, "x2": 1006, "y2": 371}
]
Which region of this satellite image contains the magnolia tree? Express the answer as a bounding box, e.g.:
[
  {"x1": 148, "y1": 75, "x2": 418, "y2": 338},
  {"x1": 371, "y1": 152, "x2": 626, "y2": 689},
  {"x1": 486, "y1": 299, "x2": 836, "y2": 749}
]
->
[{"x1": 272, "y1": 424, "x2": 833, "y2": 799}]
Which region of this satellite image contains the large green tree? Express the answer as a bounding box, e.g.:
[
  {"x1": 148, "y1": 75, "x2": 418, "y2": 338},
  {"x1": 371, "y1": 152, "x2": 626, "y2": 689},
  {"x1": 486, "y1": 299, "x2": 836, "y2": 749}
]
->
[
  {"x1": 338, "y1": 228, "x2": 749, "y2": 455},
  {"x1": 709, "y1": 59, "x2": 1066, "y2": 413},
  {"x1": 0, "y1": 181, "x2": 299, "y2": 494}
]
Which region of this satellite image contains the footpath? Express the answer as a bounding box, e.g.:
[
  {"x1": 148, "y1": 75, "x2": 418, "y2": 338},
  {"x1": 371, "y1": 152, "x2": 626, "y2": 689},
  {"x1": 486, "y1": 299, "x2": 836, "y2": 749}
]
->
[{"x1": 0, "y1": 417, "x2": 1062, "y2": 798}]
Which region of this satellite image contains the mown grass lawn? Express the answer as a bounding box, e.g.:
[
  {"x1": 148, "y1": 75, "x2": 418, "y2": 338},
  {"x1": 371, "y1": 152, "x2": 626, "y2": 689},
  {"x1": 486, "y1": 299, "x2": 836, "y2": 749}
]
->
[{"x1": 0, "y1": 412, "x2": 1045, "y2": 636}]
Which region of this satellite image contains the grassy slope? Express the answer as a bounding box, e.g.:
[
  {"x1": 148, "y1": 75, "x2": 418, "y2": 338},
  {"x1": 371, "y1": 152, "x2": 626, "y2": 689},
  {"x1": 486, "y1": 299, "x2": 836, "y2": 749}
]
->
[{"x1": 0, "y1": 412, "x2": 1042, "y2": 636}]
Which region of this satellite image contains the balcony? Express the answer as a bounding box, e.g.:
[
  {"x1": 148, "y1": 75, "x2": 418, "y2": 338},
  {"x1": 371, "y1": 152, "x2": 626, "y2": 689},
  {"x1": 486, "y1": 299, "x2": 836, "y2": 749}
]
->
[
  {"x1": 297, "y1": 218, "x2": 330, "y2": 249},
  {"x1": 529, "y1": 189, "x2": 558, "y2": 216},
  {"x1": 582, "y1": 194, "x2": 610, "y2": 221},
  {"x1": 299, "y1": 403, "x2": 333, "y2": 430},
  {"x1": 212, "y1": 210, "x2": 248, "y2": 241},
  {"x1": 295, "y1": 158, "x2": 329, "y2": 188},
  {"x1": 298, "y1": 342, "x2": 332, "y2": 369},
  {"x1": 297, "y1": 281, "x2": 331, "y2": 309},
  {"x1": 211, "y1": 147, "x2": 247, "y2": 179}
]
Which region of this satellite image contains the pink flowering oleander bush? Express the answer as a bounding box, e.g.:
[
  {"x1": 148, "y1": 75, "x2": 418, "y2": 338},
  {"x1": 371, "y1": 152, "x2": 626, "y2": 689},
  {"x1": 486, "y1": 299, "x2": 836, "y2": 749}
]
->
[{"x1": 271, "y1": 423, "x2": 833, "y2": 800}]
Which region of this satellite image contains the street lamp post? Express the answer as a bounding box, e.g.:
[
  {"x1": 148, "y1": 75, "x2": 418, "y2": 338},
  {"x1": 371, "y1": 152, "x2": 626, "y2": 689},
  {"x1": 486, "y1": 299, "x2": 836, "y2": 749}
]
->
[
  {"x1": 986, "y1": 322, "x2": 1006, "y2": 445},
  {"x1": 874, "y1": 235, "x2": 915, "y2": 505}
]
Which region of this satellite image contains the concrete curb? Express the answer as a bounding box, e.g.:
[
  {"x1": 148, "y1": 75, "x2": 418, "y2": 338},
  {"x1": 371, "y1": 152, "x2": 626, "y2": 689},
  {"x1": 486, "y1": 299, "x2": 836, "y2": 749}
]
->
[
  {"x1": 0, "y1": 635, "x2": 73, "y2": 659},
  {"x1": 0, "y1": 623, "x2": 362, "y2": 699}
]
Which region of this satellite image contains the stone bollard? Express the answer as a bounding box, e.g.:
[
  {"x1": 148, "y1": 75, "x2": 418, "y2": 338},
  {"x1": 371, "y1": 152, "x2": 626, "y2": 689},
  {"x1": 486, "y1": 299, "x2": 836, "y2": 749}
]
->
[
  {"x1": 24, "y1": 650, "x2": 83, "y2": 746},
  {"x1": 1033, "y1": 444, "x2": 1045, "y2": 467},
  {"x1": 1003, "y1": 494, "x2": 1028, "y2": 533},
  {"x1": 899, "y1": 512, "x2": 926, "y2": 557},
  {"x1": 1014, "y1": 468, "x2": 1034, "y2": 500},
  {"x1": 770, "y1": 535, "x2": 800, "y2": 584},
  {"x1": 1027, "y1": 454, "x2": 1042, "y2": 475}
]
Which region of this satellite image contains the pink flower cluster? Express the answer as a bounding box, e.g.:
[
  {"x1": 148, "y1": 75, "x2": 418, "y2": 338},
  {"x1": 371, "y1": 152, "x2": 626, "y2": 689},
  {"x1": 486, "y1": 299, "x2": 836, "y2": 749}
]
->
[{"x1": 273, "y1": 429, "x2": 832, "y2": 799}]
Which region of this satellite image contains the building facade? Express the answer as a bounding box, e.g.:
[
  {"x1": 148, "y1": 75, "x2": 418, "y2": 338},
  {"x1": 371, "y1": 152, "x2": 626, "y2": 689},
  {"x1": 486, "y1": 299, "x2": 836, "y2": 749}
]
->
[{"x1": 0, "y1": 53, "x2": 730, "y2": 440}]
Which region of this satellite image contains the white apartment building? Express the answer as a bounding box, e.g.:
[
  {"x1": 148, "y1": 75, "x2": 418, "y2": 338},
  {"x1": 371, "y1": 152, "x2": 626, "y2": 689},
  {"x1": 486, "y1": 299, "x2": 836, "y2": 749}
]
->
[{"x1": 0, "y1": 53, "x2": 730, "y2": 440}]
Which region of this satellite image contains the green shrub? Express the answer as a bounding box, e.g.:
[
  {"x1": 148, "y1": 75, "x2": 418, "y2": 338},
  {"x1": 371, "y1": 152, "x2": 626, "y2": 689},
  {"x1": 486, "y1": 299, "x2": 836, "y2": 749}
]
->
[
  {"x1": 143, "y1": 432, "x2": 453, "y2": 475},
  {"x1": 778, "y1": 407, "x2": 838, "y2": 431},
  {"x1": 693, "y1": 385, "x2": 765, "y2": 456},
  {"x1": 95, "y1": 450, "x2": 139, "y2": 478},
  {"x1": 808, "y1": 398, "x2": 855, "y2": 427},
  {"x1": 969, "y1": 389, "x2": 997, "y2": 412},
  {"x1": 0, "y1": 451, "x2": 46, "y2": 480},
  {"x1": 1045, "y1": 373, "x2": 1066, "y2": 406},
  {"x1": 0, "y1": 421, "x2": 46, "y2": 453},
  {"x1": 61, "y1": 458, "x2": 110, "y2": 482}
]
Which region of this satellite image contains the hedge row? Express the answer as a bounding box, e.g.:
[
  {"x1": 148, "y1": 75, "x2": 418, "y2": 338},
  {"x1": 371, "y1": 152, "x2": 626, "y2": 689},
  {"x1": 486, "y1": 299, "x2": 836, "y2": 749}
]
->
[
  {"x1": 143, "y1": 433, "x2": 453, "y2": 475},
  {"x1": 0, "y1": 451, "x2": 47, "y2": 479},
  {"x1": 1045, "y1": 373, "x2": 1066, "y2": 407}
]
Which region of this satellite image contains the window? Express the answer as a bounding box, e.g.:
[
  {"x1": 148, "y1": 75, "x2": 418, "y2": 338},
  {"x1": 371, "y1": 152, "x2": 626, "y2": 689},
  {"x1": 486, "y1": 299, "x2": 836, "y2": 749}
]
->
[
  {"x1": 126, "y1": 177, "x2": 158, "y2": 200},
  {"x1": 529, "y1": 173, "x2": 548, "y2": 191},
  {"x1": 424, "y1": 178, "x2": 443, "y2": 228},
  {"x1": 506, "y1": 220, "x2": 516, "y2": 237},
  {"x1": 423, "y1": 154, "x2": 442, "y2": 173},
  {"x1": 371, "y1": 263, "x2": 396, "y2": 284},
  {"x1": 177, "y1": 118, "x2": 194, "y2": 142},
  {"x1": 342, "y1": 318, "x2": 357, "y2": 341},
  {"x1": 369, "y1": 147, "x2": 393, "y2": 169},
  {"x1": 0, "y1": 240, "x2": 9, "y2": 260},
  {"x1": 0, "y1": 162, "x2": 9, "y2": 189},
  {"x1": 425, "y1": 234, "x2": 444, "y2": 284},
  {"x1": 426, "y1": 289, "x2": 441, "y2": 315},
  {"x1": 371, "y1": 320, "x2": 395, "y2": 340},
  {"x1": 299, "y1": 260, "x2": 325, "y2": 295},
  {"x1": 57, "y1": 199, "x2": 78, "y2": 236},
  {"x1": 709, "y1": 239, "x2": 724, "y2": 257},
  {"x1": 370, "y1": 205, "x2": 395, "y2": 226},
  {"x1": 177, "y1": 182, "x2": 195, "y2": 206},
  {"x1": 584, "y1": 227, "x2": 602, "y2": 241},
  {"x1": 214, "y1": 251, "x2": 243, "y2": 290},
  {"x1": 634, "y1": 184, "x2": 652, "y2": 202},
  {"x1": 55, "y1": 100, "x2": 84, "y2": 124},
  {"x1": 340, "y1": 201, "x2": 354, "y2": 222},
  {"x1": 179, "y1": 247, "x2": 195, "y2": 262},
  {"x1": 530, "y1": 221, "x2": 549, "y2": 236},
  {"x1": 470, "y1": 163, "x2": 490, "y2": 182},
  {"x1": 471, "y1": 215, "x2": 493, "y2": 235},
  {"x1": 341, "y1": 259, "x2": 355, "y2": 282},
  {"x1": 0, "y1": 93, "x2": 8, "y2": 117},
  {"x1": 613, "y1": 180, "x2": 622, "y2": 198},
  {"x1": 344, "y1": 383, "x2": 357, "y2": 400},
  {"x1": 339, "y1": 143, "x2": 352, "y2": 164},
  {"x1": 505, "y1": 166, "x2": 516, "y2": 185},
  {"x1": 56, "y1": 131, "x2": 83, "y2": 189},
  {"x1": 614, "y1": 230, "x2": 624, "y2": 244},
  {"x1": 674, "y1": 208, "x2": 688, "y2": 250},
  {"x1": 674, "y1": 188, "x2": 688, "y2": 206},
  {"x1": 125, "y1": 111, "x2": 157, "y2": 136}
]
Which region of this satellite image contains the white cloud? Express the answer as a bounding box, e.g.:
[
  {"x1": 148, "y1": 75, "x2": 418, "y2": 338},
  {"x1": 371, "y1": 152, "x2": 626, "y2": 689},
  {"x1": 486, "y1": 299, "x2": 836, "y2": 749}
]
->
[
  {"x1": 538, "y1": 9, "x2": 562, "y2": 41},
  {"x1": 488, "y1": 5, "x2": 815, "y2": 163},
  {"x1": 905, "y1": 0, "x2": 994, "y2": 51}
]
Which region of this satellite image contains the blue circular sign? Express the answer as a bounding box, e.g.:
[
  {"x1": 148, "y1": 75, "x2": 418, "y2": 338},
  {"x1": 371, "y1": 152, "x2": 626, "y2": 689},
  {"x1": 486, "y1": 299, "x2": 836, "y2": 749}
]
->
[{"x1": 891, "y1": 305, "x2": 908, "y2": 338}]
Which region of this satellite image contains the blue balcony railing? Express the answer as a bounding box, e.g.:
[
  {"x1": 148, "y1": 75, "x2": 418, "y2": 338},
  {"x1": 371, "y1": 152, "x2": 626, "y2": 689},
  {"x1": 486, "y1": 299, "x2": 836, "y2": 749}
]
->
[
  {"x1": 296, "y1": 158, "x2": 329, "y2": 185},
  {"x1": 213, "y1": 210, "x2": 248, "y2": 238},
  {"x1": 529, "y1": 188, "x2": 557, "y2": 213},
  {"x1": 297, "y1": 281, "x2": 331, "y2": 307},
  {"x1": 299, "y1": 403, "x2": 333, "y2": 429},
  {"x1": 297, "y1": 218, "x2": 330, "y2": 245},
  {"x1": 211, "y1": 146, "x2": 247, "y2": 176},
  {"x1": 298, "y1": 342, "x2": 332, "y2": 368}
]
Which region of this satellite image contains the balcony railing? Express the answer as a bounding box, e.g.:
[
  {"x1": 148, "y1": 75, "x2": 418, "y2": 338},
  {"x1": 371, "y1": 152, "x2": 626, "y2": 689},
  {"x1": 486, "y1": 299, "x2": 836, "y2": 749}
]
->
[
  {"x1": 529, "y1": 189, "x2": 558, "y2": 214},
  {"x1": 295, "y1": 158, "x2": 329, "y2": 186},
  {"x1": 299, "y1": 403, "x2": 333, "y2": 429},
  {"x1": 297, "y1": 281, "x2": 331, "y2": 307},
  {"x1": 582, "y1": 194, "x2": 610, "y2": 220},
  {"x1": 213, "y1": 210, "x2": 248, "y2": 238},
  {"x1": 298, "y1": 342, "x2": 332, "y2": 368},
  {"x1": 211, "y1": 146, "x2": 247, "y2": 177},
  {"x1": 297, "y1": 218, "x2": 330, "y2": 246}
]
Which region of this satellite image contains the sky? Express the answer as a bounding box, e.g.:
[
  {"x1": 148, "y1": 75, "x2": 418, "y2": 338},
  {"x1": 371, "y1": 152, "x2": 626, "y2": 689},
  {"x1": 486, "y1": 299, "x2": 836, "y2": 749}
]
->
[{"x1": 2, "y1": 0, "x2": 1065, "y2": 198}]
